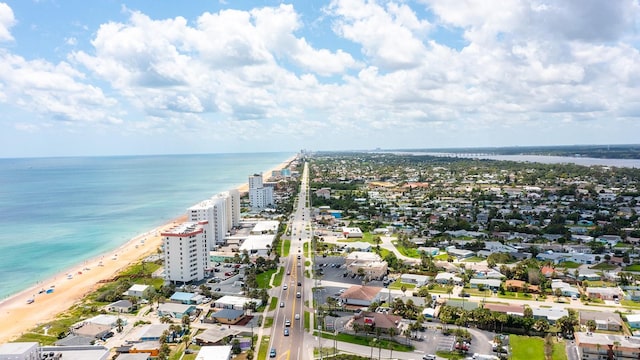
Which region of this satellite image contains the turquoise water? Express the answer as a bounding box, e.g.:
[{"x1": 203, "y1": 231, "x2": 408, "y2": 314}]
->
[{"x1": 0, "y1": 152, "x2": 294, "y2": 299}]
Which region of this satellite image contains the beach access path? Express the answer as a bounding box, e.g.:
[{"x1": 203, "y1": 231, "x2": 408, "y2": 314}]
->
[{"x1": 0, "y1": 156, "x2": 296, "y2": 344}]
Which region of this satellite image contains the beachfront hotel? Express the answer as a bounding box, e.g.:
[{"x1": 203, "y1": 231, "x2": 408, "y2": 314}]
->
[
  {"x1": 188, "y1": 190, "x2": 240, "y2": 248},
  {"x1": 162, "y1": 221, "x2": 210, "y2": 284},
  {"x1": 248, "y1": 173, "x2": 274, "y2": 209}
]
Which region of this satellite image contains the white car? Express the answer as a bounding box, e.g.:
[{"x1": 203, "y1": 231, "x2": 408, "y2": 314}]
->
[
  {"x1": 283, "y1": 284, "x2": 288, "y2": 290},
  {"x1": 295, "y1": 313, "x2": 300, "y2": 320}
]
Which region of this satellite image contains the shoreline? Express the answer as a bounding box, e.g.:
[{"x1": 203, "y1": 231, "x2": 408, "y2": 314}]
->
[{"x1": 0, "y1": 155, "x2": 296, "y2": 344}]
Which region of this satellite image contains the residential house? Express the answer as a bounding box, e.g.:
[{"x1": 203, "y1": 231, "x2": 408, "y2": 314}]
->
[
  {"x1": 156, "y1": 303, "x2": 195, "y2": 319},
  {"x1": 504, "y1": 280, "x2": 540, "y2": 294},
  {"x1": 133, "y1": 324, "x2": 170, "y2": 342},
  {"x1": 400, "y1": 274, "x2": 431, "y2": 287},
  {"x1": 470, "y1": 278, "x2": 502, "y2": 290},
  {"x1": 531, "y1": 307, "x2": 568, "y2": 324},
  {"x1": 586, "y1": 287, "x2": 623, "y2": 301},
  {"x1": 435, "y1": 272, "x2": 463, "y2": 285},
  {"x1": 210, "y1": 309, "x2": 245, "y2": 325},
  {"x1": 107, "y1": 299, "x2": 133, "y2": 313},
  {"x1": 579, "y1": 310, "x2": 623, "y2": 331},
  {"x1": 446, "y1": 248, "x2": 475, "y2": 259},
  {"x1": 551, "y1": 280, "x2": 580, "y2": 297},
  {"x1": 124, "y1": 284, "x2": 152, "y2": 299},
  {"x1": 483, "y1": 303, "x2": 525, "y2": 317},
  {"x1": 170, "y1": 292, "x2": 203, "y2": 305},
  {"x1": 626, "y1": 314, "x2": 640, "y2": 329}
]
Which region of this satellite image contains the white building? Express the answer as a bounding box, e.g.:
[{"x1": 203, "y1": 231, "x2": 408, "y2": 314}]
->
[
  {"x1": 0, "y1": 342, "x2": 39, "y2": 360},
  {"x1": 213, "y1": 295, "x2": 262, "y2": 310},
  {"x1": 239, "y1": 234, "x2": 275, "y2": 256},
  {"x1": 197, "y1": 346, "x2": 232, "y2": 360},
  {"x1": 248, "y1": 173, "x2": 274, "y2": 209},
  {"x1": 162, "y1": 222, "x2": 210, "y2": 283},
  {"x1": 188, "y1": 194, "x2": 231, "y2": 248}
]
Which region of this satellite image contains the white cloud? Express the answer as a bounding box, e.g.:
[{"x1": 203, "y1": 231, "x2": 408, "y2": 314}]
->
[
  {"x1": 0, "y1": 52, "x2": 119, "y2": 125},
  {"x1": 0, "y1": 2, "x2": 16, "y2": 42},
  {"x1": 328, "y1": 0, "x2": 432, "y2": 70}
]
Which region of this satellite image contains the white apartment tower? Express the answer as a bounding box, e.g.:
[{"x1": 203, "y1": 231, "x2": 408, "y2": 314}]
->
[
  {"x1": 162, "y1": 222, "x2": 209, "y2": 283},
  {"x1": 188, "y1": 196, "x2": 227, "y2": 248},
  {"x1": 249, "y1": 173, "x2": 274, "y2": 209}
]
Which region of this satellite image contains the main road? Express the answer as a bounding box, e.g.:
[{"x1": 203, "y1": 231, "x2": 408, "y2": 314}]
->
[{"x1": 268, "y1": 161, "x2": 312, "y2": 359}]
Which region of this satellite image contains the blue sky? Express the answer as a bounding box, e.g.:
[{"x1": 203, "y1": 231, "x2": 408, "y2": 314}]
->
[{"x1": 1, "y1": 0, "x2": 639, "y2": 157}]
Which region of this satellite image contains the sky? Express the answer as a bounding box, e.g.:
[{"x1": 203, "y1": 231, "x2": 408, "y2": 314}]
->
[{"x1": 1, "y1": 0, "x2": 640, "y2": 157}]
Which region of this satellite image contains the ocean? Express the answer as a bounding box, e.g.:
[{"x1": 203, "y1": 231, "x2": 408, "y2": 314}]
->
[{"x1": 0, "y1": 152, "x2": 294, "y2": 299}]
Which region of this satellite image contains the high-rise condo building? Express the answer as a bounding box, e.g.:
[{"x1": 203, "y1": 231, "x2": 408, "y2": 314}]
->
[
  {"x1": 162, "y1": 222, "x2": 209, "y2": 284},
  {"x1": 248, "y1": 173, "x2": 274, "y2": 209}
]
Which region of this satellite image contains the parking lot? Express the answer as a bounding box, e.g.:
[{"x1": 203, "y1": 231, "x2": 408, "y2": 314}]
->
[{"x1": 313, "y1": 256, "x2": 385, "y2": 288}]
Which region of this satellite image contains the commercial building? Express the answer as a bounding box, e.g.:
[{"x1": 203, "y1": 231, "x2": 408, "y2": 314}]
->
[
  {"x1": 575, "y1": 332, "x2": 640, "y2": 360},
  {"x1": 162, "y1": 222, "x2": 210, "y2": 283},
  {"x1": 239, "y1": 234, "x2": 275, "y2": 256},
  {"x1": 212, "y1": 295, "x2": 262, "y2": 310},
  {"x1": 345, "y1": 252, "x2": 382, "y2": 266},
  {"x1": 339, "y1": 285, "x2": 383, "y2": 307},
  {"x1": 196, "y1": 346, "x2": 233, "y2": 360},
  {"x1": 248, "y1": 173, "x2": 274, "y2": 209},
  {"x1": 346, "y1": 260, "x2": 388, "y2": 281}
]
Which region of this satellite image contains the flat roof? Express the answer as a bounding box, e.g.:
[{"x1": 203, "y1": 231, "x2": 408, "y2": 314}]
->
[
  {"x1": 39, "y1": 346, "x2": 110, "y2": 360},
  {"x1": 214, "y1": 295, "x2": 261, "y2": 307},
  {"x1": 196, "y1": 346, "x2": 233, "y2": 360},
  {"x1": 171, "y1": 291, "x2": 197, "y2": 301},
  {"x1": 134, "y1": 324, "x2": 170, "y2": 340},
  {"x1": 0, "y1": 342, "x2": 38, "y2": 355},
  {"x1": 239, "y1": 234, "x2": 274, "y2": 251},
  {"x1": 252, "y1": 221, "x2": 279, "y2": 233}
]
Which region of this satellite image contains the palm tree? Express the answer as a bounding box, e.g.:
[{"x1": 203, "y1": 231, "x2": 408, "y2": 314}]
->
[
  {"x1": 446, "y1": 285, "x2": 454, "y2": 299},
  {"x1": 115, "y1": 317, "x2": 125, "y2": 333},
  {"x1": 586, "y1": 319, "x2": 596, "y2": 332},
  {"x1": 387, "y1": 327, "x2": 397, "y2": 359}
]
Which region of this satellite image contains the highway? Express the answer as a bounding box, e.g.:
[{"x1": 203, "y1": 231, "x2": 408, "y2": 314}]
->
[{"x1": 268, "y1": 161, "x2": 311, "y2": 359}]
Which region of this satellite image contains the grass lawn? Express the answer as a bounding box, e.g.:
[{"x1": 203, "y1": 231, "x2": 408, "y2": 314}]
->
[
  {"x1": 273, "y1": 267, "x2": 284, "y2": 287},
  {"x1": 552, "y1": 340, "x2": 568, "y2": 360},
  {"x1": 624, "y1": 264, "x2": 640, "y2": 271},
  {"x1": 464, "y1": 288, "x2": 493, "y2": 297},
  {"x1": 264, "y1": 317, "x2": 273, "y2": 328},
  {"x1": 283, "y1": 239, "x2": 291, "y2": 257},
  {"x1": 388, "y1": 281, "x2": 416, "y2": 290},
  {"x1": 560, "y1": 261, "x2": 581, "y2": 269},
  {"x1": 435, "y1": 351, "x2": 467, "y2": 360},
  {"x1": 257, "y1": 336, "x2": 270, "y2": 360},
  {"x1": 590, "y1": 262, "x2": 618, "y2": 270},
  {"x1": 391, "y1": 241, "x2": 421, "y2": 258},
  {"x1": 256, "y1": 268, "x2": 277, "y2": 288},
  {"x1": 461, "y1": 256, "x2": 485, "y2": 262},
  {"x1": 428, "y1": 284, "x2": 453, "y2": 294},
  {"x1": 621, "y1": 299, "x2": 640, "y2": 309},
  {"x1": 510, "y1": 335, "x2": 567, "y2": 360},
  {"x1": 497, "y1": 291, "x2": 535, "y2": 300},
  {"x1": 313, "y1": 332, "x2": 413, "y2": 352},
  {"x1": 510, "y1": 335, "x2": 544, "y2": 360},
  {"x1": 269, "y1": 297, "x2": 278, "y2": 311},
  {"x1": 434, "y1": 253, "x2": 449, "y2": 260},
  {"x1": 304, "y1": 311, "x2": 311, "y2": 331}
]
